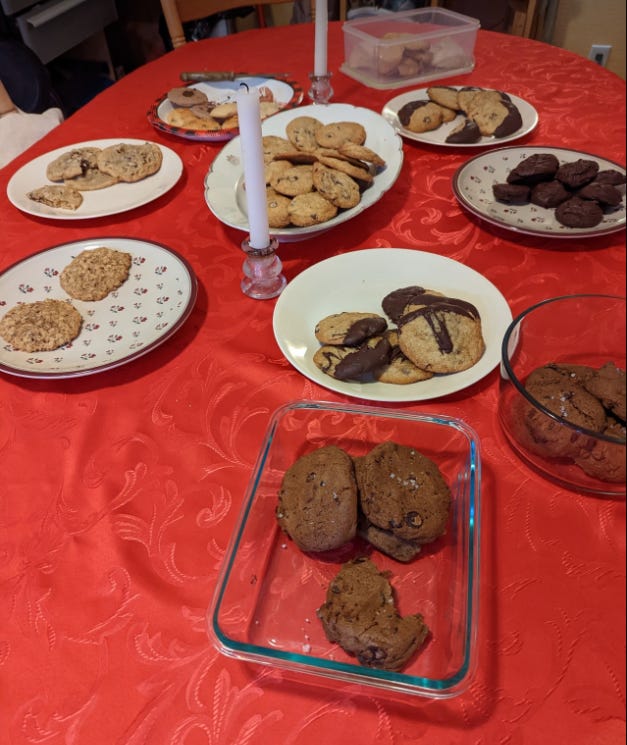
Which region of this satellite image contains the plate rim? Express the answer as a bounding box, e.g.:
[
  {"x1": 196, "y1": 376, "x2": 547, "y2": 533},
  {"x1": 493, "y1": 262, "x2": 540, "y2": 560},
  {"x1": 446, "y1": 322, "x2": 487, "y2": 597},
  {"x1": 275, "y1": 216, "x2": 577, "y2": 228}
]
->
[
  {"x1": 452, "y1": 145, "x2": 627, "y2": 238},
  {"x1": 204, "y1": 102, "x2": 404, "y2": 241},
  {"x1": 6, "y1": 138, "x2": 183, "y2": 221},
  {"x1": 147, "y1": 76, "x2": 304, "y2": 143},
  {"x1": 272, "y1": 247, "x2": 513, "y2": 402},
  {"x1": 0, "y1": 236, "x2": 198, "y2": 379},
  {"x1": 381, "y1": 87, "x2": 538, "y2": 148}
]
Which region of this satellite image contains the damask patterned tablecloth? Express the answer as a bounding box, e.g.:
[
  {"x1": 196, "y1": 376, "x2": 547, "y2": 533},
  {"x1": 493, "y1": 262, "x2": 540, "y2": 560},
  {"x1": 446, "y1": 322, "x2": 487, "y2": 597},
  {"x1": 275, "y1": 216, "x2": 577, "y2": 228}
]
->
[{"x1": 0, "y1": 23, "x2": 625, "y2": 745}]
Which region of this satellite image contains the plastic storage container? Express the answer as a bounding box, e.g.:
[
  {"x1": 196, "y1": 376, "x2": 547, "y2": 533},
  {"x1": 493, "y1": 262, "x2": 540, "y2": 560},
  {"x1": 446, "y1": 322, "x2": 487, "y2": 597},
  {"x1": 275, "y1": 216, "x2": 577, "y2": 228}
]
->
[{"x1": 341, "y1": 7, "x2": 480, "y2": 90}]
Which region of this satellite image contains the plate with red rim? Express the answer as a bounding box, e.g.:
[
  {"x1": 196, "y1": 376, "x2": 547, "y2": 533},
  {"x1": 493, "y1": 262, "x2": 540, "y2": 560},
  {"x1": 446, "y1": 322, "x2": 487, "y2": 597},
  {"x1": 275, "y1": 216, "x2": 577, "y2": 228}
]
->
[{"x1": 147, "y1": 76, "x2": 304, "y2": 142}]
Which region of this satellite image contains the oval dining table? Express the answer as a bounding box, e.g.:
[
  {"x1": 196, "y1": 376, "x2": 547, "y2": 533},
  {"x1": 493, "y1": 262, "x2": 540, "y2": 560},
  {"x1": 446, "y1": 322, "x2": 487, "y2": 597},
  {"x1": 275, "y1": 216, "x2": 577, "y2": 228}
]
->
[{"x1": 0, "y1": 18, "x2": 625, "y2": 745}]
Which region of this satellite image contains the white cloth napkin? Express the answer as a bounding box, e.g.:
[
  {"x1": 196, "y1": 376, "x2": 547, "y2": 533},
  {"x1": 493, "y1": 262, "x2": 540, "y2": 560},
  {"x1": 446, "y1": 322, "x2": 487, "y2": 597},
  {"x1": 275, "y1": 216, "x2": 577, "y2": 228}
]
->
[{"x1": 0, "y1": 107, "x2": 64, "y2": 170}]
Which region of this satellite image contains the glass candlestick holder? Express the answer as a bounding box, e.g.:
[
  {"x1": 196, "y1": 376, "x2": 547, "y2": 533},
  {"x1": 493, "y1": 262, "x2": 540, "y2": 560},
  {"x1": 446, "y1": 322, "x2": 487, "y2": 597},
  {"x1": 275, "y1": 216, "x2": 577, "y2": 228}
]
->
[
  {"x1": 308, "y1": 72, "x2": 333, "y2": 105},
  {"x1": 240, "y1": 236, "x2": 286, "y2": 299}
]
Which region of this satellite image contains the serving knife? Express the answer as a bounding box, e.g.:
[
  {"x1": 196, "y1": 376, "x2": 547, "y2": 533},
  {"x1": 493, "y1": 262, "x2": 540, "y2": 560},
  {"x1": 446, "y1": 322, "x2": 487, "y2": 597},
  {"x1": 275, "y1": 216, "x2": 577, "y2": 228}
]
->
[{"x1": 180, "y1": 71, "x2": 290, "y2": 82}]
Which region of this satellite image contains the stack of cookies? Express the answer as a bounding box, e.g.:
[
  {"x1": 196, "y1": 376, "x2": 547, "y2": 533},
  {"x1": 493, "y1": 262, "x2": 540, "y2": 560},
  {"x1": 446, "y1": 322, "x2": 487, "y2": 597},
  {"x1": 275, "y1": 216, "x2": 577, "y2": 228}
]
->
[
  {"x1": 27, "y1": 142, "x2": 163, "y2": 211},
  {"x1": 397, "y1": 85, "x2": 522, "y2": 143},
  {"x1": 276, "y1": 440, "x2": 452, "y2": 670},
  {"x1": 492, "y1": 152, "x2": 626, "y2": 228},
  {"x1": 511, "y1": 361, "x2": 626, "y2": 482},
  {"x1": 312, "y1": 285, "x2": 485, "y2": 385},
  {"x1": 165, "y1": 84, "x2": 281, "y2": 132},
  {"x1": 261, "y1": 115, "x2": 386, "y2": 228}
]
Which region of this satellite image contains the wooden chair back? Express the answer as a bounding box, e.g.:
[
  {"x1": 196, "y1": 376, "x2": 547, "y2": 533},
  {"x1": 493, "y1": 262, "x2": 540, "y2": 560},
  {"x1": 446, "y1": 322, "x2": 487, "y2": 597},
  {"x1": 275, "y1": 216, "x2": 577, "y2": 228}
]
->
[{"x1": 161, "y1": 0, "x2": 297, "y2": 48}]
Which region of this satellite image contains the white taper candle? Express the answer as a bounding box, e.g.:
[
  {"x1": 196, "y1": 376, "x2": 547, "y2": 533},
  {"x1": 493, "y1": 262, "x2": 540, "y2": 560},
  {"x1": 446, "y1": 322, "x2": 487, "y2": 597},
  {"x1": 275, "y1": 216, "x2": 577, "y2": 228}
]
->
[
  {"x1": 314, "y1": 0, "x2": 328, "y2": 77},
  {"x1": 236, "y1": 85, "x2": 270, "y2": 249}
]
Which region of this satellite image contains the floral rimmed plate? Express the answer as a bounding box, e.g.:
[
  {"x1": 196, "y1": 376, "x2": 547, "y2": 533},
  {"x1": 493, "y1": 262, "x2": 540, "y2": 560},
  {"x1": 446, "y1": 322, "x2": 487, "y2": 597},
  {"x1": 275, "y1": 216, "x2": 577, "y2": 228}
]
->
[
  {"x1": 148, "y1": 76, "x2": 304, "y2": 142},
  {"x1": 452, "y1": 146, "x2": 626, "y2": 238},
  {"x1": 0, "y1": 237, "x2": 197, "y2": 379},
  {"x1": 381, "y1": 88, "x2": 538, "y2": 148}
]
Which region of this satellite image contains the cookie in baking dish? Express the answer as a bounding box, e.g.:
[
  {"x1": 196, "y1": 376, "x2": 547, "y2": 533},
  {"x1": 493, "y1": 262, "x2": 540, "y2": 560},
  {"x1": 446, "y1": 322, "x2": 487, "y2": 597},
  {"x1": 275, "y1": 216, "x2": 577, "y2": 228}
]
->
[
  {"x1": 317, "y1": 556, "x2": 429, "y2": 670},
  {"x1": 353, "y1": 441, "x2": 451, "y2": 548},
  {"x1": 276, "y1": 445, "x2": 358, "y2": 552}
]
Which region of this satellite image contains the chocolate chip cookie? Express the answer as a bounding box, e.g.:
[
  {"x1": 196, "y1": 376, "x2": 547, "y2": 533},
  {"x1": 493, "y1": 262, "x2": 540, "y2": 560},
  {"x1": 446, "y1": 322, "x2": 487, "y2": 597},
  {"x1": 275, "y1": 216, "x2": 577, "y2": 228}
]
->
[
  {"x1": 276, "y1": 445, "x2": 358, "y2": 552},
  {"x1": 317, "y1": 557, "x2": 429, "y2": 670}
]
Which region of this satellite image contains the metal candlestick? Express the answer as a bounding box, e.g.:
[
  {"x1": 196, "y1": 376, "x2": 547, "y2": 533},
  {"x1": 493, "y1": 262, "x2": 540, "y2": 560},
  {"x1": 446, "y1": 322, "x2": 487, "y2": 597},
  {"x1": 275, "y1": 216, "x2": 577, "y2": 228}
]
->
[
  {"x1": 308, "y1": 72, "x2": 334, "y2": 105},
  {"x1": 240, "y1": 236, "x2": 286, "y2": 299}
]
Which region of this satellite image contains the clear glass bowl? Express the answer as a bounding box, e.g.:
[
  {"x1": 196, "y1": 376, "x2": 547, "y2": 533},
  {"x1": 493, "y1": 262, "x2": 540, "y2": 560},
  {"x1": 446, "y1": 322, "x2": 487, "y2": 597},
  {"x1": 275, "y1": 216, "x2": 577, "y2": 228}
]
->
[
  {"x1": 499, "y1": 294, "x2": 626, "y2": 497},
  {"x1": 207, "y1": 400, "x2": 481, "y2": 698}
]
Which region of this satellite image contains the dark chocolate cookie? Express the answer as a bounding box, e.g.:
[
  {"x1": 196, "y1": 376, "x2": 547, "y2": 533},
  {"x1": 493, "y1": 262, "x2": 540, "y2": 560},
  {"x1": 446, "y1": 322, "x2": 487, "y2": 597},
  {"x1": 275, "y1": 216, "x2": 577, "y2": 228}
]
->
[
  {"x1": 317, "y1": 557, "x2": 429, "y2": 670},
  {"x1": 276, "y1": 445, "x2": 358, "y2": 552},
  {"x1": 507, "y1": 153, "x2": 560, "y2": 185},
  {"x1": 577, "y1": 182, "x2": 623, "y2": 208},
  {"x1": 353, "y1": 441, "x2": 451, "y2": 546},
  {"x1": 555, "y1": 196, "x2": 604, "y2": 228},
  {"x1": 555, "y1": 158, "x2": 599, "y2": 189},
  {"x1": 493, "y1": 183, "x2": 531, "y2": 204},
  {"x1": 530, "y1": 180, "x2": 570, "y2": 208}
]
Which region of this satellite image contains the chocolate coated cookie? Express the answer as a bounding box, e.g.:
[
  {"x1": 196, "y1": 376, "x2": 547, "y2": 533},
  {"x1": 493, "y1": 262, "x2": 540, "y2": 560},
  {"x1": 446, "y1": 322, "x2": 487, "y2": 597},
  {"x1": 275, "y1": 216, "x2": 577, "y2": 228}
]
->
[{"x1": 314, "y1": 312, "x2": 388, "y2": 346}]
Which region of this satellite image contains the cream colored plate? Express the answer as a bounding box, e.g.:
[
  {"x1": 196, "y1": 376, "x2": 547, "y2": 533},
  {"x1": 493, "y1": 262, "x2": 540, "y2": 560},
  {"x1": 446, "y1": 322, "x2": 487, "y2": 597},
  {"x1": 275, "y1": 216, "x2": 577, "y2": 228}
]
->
[
  {"x1": 204, "y1": 103, "x2": 404, "y2": 242},
  {"x1": 273, "y1": 248, "x2": 512, "y2": 402},
  {"x1": 382, "y1": 87, "x2": 538, "y2": 147},
  {"x1": 7, "y1": 139, "x2": 183, "y2": 220}
]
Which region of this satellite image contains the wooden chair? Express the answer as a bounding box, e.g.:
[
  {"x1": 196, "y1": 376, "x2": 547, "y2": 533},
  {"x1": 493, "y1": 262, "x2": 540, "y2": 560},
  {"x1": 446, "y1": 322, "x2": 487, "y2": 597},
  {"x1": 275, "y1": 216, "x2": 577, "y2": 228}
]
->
[
  {"x1": 428, "y1": 0, "x2": 539, "y2": 39},
  {"x1": 161, "y1": 0, "x2": 298, "y2": 48}
]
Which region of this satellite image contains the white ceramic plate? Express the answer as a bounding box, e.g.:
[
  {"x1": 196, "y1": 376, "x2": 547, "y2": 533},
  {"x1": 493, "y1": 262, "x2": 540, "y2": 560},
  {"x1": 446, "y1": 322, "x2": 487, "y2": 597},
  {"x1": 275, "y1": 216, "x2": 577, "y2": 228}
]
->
[
  {"x1": 0, "y1": 237, "x2": 197, "y2": 378},
  {"x1": 6, "y1": 139, "x2": 183, "y2": 220},
  {"x1": 272, "y1": 248, "x2": 512, "y2": 402},
  {"x1": 381, "y1": 88, "x2": 538, "y2": 147},
  {"x1": 204, "y1": 103, "x2": 404, "y2": 242},
  {"x1": 453, "y1": 146, "x2": 626, "y2": 238},
  {"x1": 147, "y1": 76, "x2": 304, "y2": 142}
]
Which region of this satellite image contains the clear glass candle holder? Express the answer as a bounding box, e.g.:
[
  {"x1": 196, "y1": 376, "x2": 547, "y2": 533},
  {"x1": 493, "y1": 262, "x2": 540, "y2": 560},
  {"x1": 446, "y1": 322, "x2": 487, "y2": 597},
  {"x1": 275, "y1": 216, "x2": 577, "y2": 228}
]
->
[
  {"x1": 240, "y1": 236, "x2": 286, "y2": 300},
  {"x1": 308, "y1": 72, "x2": 333, "y2": 105}
]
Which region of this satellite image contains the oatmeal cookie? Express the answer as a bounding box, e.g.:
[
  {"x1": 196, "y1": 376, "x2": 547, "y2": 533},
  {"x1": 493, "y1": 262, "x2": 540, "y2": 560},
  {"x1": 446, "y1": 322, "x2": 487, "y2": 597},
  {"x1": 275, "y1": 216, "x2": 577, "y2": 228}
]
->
[
  {"x1": 376, "y1": 330, "x2": 433, "y2": 385},
  {"x1": 60, "y1": 247, "x2": 132, "y2": 301},
  {"x1": 0, "y1": 299, "x2": 82, "y2": 352}
]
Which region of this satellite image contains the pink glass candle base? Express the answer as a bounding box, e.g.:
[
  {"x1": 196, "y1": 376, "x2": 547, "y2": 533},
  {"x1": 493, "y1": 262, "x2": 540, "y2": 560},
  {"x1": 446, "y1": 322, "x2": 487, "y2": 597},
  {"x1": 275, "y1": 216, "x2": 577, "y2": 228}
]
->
[
  {"x1": 308, "y1": 73, "x2": 333, "y2": 105},
  {"x1": 240, "y1": 237, "x2": 286, "y2": 299}
]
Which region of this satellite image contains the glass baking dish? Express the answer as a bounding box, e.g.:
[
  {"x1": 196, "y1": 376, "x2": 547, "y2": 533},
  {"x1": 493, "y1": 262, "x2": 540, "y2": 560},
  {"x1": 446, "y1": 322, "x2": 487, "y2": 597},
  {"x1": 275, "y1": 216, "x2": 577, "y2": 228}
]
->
[{"x1": 207, "y1": 400, "x2": 481, "y2": 698}]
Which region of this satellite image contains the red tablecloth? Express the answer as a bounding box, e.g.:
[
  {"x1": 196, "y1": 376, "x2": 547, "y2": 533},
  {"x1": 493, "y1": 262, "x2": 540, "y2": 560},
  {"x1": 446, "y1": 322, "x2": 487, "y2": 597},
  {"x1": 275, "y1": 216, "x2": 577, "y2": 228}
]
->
[{"x1": 0, "y1": 22, "x2": 625, "y2": 745}]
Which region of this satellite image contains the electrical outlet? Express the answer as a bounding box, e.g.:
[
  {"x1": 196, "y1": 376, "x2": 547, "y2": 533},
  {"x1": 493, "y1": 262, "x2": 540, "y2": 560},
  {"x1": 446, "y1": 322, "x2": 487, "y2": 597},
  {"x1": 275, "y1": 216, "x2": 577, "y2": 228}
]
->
[{"x1": 589, "y1": 44, "x2": 612, "y2": 66}]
